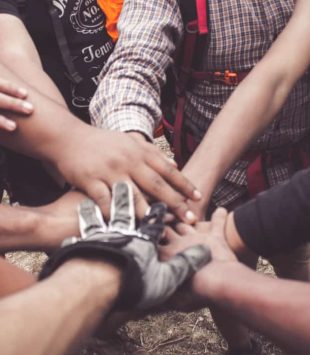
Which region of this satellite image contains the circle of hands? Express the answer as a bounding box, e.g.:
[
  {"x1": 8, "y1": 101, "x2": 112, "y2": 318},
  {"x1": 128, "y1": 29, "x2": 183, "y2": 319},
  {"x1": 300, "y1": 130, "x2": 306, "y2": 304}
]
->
[{"x1": 43, "y1": 181, "x2": 238, "y2": 314}]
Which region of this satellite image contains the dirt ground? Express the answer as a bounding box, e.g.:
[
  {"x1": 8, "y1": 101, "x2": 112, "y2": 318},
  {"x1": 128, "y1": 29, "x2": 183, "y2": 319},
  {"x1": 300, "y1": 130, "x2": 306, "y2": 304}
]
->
[{"x1": 6, "y1": 137, "x2": 284, "y2": 355}]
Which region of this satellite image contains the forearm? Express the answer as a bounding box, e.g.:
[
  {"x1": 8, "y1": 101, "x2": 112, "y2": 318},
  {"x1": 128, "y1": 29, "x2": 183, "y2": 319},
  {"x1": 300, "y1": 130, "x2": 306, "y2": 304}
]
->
[
  {"x1": 194, "y1": 261, "x2": 310, "y2": 352},
  {"x1": 0, "y1": 14, "x2": 66, "y2": 106},
  {"x1": 183, "y1": 0, "x2": 310, "y2": 201},
  {"x1": 183, "y1": 70, "x2": 291, "y2": 199},
  {"x1": 0, "y1": 15, "x2": 88, "y2": 165},
  {"x1": 0, "y1": 204, "x2": 42, "y2": 251},
  {"x1": 0, "y1": 191, "x2": 84, "y2": 252},
  {"x1": 90, "y1": 0, "x2": 182, "y2": 139},
  {"x1": 0, "y1": 61, "x2": 87, "y2": 165},
  {"x1": 0, "y1": 258, "x2": 121, "y2": 355}
]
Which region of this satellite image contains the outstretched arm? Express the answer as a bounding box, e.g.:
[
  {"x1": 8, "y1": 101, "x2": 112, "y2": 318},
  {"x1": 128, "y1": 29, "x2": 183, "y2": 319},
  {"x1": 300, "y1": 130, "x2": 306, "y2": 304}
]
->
[
  {"x1": 90, "y1": 0, "x2": 183, "y2": 139},
  {"x1": 161, "y1": 209, "x2": 310, "y2": 352},
  {"x1": 0, "y1": 258, "x2": 121, "y2": 355},
  {"x1": 0, "y1": 190, "x2": 85, "y2": 252},
  {"x1": 0, "y1": 14, "x2": 200, "y2": 222},
  {"x1": 196, "y1": 261, "x2": 310, "y2": 353},
  {"x1": 0, "y1": 13, "x2": 66, "y2": 105},
  {"x1": 182, "y1": 0, "x2": 310, "y2": 217}
]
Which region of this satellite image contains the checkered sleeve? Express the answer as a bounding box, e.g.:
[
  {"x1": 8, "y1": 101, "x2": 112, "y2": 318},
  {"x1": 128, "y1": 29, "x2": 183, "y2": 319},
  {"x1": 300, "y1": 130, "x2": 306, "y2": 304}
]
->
[{"x1": 90, "y1": 0, "x2": 183, "y2": 140}]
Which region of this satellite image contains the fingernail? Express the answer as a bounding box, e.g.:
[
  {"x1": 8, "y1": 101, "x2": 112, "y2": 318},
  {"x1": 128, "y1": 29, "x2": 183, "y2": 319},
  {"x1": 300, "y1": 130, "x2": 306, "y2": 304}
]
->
[
  {"x1": 193, "y1": 189, "x2": 202, "y2": 200},
  {"x1": 18, "y1": 88, "x2": 28, "y2": 97},
  {"x1": 6, "y1": 120, "x2": 16, "y2": 130},
  {"x1": 22, "y1": 101, "x2": 34, "y2": 112},
  {"x1": 185, "y1": 210, "x2": 197, "y2": 222},
  {"x1": 168, "y1": 158, "x2": 177, "y2": 166}
]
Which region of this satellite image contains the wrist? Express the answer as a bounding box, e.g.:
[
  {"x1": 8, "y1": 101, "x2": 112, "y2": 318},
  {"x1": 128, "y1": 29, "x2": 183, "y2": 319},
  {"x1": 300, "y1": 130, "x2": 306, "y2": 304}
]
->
[
  {"x1": 182, "y1": 165, "x2": 215, "y2": 205},
  {"x1": 57, "y1": 258, "x2": 122, "y2": 305},
  {"x1": 8, "y1": 206, "x2": 41, "y2": 239},
  {"x1": 127, "y1": 131, "x2": 148, "y2": 142},
  {"x1": 191, "y1": 260, "x2": 242, "y2": 304},
  {"x1": 48, "y1": 119, "x2": 89, "y2": 170},
  {"x1": 225, "y1": 212, "x2": 247, "y2": 255}
]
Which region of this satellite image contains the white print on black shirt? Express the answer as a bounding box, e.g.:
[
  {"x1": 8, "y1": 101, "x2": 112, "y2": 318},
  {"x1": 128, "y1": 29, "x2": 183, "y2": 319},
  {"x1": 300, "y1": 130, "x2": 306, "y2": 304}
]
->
[
  {"x1": 70, "y1": 0, "x2": 104, "y2": 34},
  {"x1": 71, "y1": 67, "x2": 103, "y2": 108},
  {"x1": 82, "y1": 41, "x2": 114, "y2": 63},
  {"x1": 53, "y1": 0, "x2": 69, "y2": 18}
]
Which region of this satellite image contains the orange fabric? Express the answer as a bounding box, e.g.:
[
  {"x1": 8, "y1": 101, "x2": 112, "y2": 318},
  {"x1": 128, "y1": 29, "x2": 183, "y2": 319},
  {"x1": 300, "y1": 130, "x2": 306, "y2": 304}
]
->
[{"x1": 97, "y1": 0, "x2": 123, "y2": 41}]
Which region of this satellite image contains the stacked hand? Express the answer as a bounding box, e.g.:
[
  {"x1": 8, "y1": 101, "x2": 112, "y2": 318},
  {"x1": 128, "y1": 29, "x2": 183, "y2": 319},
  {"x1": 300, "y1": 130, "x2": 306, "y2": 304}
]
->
[
  {"x1": 56, "y1": 126, "x2": 202, "y2": 223},
  {"x1": 40, "y1": 182, "x2": 211, "y2": 310},
  {"x1": 160, "y1": 208, "x2": 238, "y2": 310}
]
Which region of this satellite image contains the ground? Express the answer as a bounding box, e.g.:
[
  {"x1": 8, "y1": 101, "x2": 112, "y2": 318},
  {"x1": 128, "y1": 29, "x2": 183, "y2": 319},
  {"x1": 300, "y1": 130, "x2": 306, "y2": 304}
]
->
[{"x1": 6, "y1": 137, "x2": 284, "y2": 355}]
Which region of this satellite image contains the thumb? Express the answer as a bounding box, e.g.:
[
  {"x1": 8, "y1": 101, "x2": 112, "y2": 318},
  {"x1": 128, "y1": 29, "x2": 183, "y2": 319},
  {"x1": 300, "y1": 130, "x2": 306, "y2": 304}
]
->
[
  {"x1": 138, "y1": 245, "x2": 211, "y2": 309},
  {"x1": 210, "y1": 207, "x2": 228, "y2": 241}
]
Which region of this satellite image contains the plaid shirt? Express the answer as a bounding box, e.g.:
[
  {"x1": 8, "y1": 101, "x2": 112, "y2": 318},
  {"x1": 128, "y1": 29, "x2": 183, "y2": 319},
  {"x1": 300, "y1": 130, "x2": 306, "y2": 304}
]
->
[{"x1": 90, "y1": 0, "x2": 310, "y2": 207}]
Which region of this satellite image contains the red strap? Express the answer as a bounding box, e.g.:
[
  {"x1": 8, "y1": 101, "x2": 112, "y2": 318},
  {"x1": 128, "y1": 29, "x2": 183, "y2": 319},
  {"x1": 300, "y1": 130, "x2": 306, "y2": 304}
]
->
[
  {"x1": 173, "y1": 96, "x2": 186, "y2": 167},
  {"x1": 196, "y1": 0, "x2": 208, "y2": 34},
  {"x1": 299, "y1": 150, "x2": 310, "y2": 168},
  {"x1": 177, "y1": 20, "x2": 199, "y2": 93},
  {"x1": 246, "y1": 154, "x2": 268, "y2": 198},
  {"x1": 190, "y1": 70, "x2": 250, "y2": 84},
  {"x1": 185, "y1": 133, "x2": 198, "y2": 152}
]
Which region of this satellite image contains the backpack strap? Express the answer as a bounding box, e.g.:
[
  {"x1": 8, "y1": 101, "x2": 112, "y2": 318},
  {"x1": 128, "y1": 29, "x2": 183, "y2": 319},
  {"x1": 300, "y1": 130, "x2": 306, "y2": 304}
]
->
[
  {"x1": 45, "y1": 1, "x2": 83, "y2": 85},
  {"x1": 173, "y1": 0, "x2": 209, "y2": 166}
]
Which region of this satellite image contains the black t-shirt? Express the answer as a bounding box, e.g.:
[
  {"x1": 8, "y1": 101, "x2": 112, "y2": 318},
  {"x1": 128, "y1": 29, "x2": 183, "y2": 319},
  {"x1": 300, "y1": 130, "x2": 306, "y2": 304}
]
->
[
  {"x1": 0, "y1": 0, "x2": 115, "y2": 207},
  {"x1": 234, "y1": 168, "x2": 310, "y2": 257},
  {"x1": 0, "y1": 0, "x2": 114, "y2": 122}
]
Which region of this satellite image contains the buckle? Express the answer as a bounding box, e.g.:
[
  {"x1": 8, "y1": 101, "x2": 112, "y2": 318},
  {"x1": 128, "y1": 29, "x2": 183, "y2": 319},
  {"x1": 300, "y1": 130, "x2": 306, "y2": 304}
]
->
[{"x1": 213, "y1": 70, "x2": 238, "y2": 86}]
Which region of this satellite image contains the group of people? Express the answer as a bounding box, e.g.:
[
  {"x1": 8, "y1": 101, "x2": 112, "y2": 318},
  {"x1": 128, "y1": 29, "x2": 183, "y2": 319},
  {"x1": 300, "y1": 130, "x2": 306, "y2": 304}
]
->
[{"x1": 0, "y1": 0, "x2": 310, "y2": 354}]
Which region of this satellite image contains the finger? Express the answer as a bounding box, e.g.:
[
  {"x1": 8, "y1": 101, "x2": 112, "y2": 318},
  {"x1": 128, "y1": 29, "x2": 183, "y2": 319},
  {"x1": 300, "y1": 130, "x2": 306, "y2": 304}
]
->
[
  {"x1": 131, "y1": 184, "x2": 149, "y2": 220},
  {"x1": 0, "y1": 115, "x2": 16, "y2": 131},
  {"x1": 164, "y1": 156, "x2": 177, "y2": 168},
  {"x1": 132, "y1": 166, "x2": 198, "y2": 224},
  {"x1": 0, "y1": 93, "x2": 33, "y2": 114},
  {"x1": 158, "y1": 245, "x2": 171, "y2": 261},
  {"x1": 175, "y1": 223, "x2": 196, "y2": 236},
  {"x1": 146, "y1": 149, "x2": 201, "y2": 201},
  {"x1": 85, "y1": 180, "x2": 111, "y2": 220},
  {"x1": 210, "y1": 208, "x2": 228, "y2": 240},
  {"x1": 78, "y1": 199, "x2": 107, "y2": 239},
  {"x1": 109, "y1": 182, "x2": 135, "y2": 232},
  {"x1": 163, "y1": 212, "x2": 175, "y2": 224},
  {"x1": 195, "y1": 221, "x2": 211, "y2": 234},
  {"x1": 165, "y1": 226, "x2": 180, "y2": 241},
  {"x1": 138, "y1": 245, "x2": 211, "y2": 309},
  {"x1": 0, "y1": 79, "x2": 28, "y2": 98}
]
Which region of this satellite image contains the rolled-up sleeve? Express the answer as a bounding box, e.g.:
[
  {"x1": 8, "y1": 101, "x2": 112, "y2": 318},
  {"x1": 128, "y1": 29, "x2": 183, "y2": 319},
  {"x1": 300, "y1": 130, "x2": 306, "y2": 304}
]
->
[{"x1": 90, "y1": 0, "x2": 183, "y2": 140}]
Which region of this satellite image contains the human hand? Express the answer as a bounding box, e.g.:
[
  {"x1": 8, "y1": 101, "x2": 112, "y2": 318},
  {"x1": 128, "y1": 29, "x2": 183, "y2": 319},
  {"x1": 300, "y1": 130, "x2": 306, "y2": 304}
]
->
[
  {"x1": 159, "y1": 208, "x2": 238, "y2": 310},
  {"x1": 56, "y1": 126, "x2": 201, "y2": 223},
  {"x1": 161, "y1": 208, "x2": 236, "y2": 263},
  {"x1": 186, "y1": 199, "x2": 208, "y2": 222},
  {"x1": 0, "y1": 191, "x2": 84, "y2": 253},
  {"x1": 0, "y1": 79, "x2": 33, "y2": 131},
  {"x1": 40, "y1": 182, "x2": 211, "y2": 310}
]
